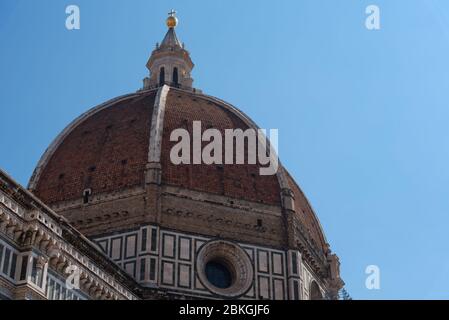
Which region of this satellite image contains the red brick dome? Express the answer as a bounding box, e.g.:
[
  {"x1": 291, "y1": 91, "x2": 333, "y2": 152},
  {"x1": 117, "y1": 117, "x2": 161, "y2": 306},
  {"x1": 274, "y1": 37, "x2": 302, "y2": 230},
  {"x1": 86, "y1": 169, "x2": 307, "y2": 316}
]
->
[
  {"x1": 30, "y1": 88, "x2": 283, "y2": 205},
  {"x1": 29, "y1": 87, "x2": 329, "y2": 262},
  {"x1": 31, "y1": 91, "x2": 157, "y2": 204}
]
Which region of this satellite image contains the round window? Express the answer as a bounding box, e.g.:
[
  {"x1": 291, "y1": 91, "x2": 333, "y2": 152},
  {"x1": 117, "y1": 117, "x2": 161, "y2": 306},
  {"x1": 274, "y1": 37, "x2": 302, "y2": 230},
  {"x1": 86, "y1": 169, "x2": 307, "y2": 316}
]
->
[
  {"x1": 197, "y1": 240, "x2": 253, "y2": 298},
  {"x1": 205, "y1": 260, "x2": 233, "y2": 289}
]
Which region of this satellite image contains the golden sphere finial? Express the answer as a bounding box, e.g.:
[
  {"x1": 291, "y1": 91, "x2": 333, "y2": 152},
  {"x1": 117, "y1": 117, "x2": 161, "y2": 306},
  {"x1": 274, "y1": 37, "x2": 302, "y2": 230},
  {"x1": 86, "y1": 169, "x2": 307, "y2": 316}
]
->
[{"x1": 166, "y1": 9, "x2": 178, "y2": 28}]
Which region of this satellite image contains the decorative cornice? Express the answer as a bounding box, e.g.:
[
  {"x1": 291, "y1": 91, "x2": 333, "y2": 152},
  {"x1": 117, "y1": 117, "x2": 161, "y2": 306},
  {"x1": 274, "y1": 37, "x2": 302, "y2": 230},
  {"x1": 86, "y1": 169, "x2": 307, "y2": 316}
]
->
[{"x1": 1, "y1": 169, "x2": 140, "y2": 300}]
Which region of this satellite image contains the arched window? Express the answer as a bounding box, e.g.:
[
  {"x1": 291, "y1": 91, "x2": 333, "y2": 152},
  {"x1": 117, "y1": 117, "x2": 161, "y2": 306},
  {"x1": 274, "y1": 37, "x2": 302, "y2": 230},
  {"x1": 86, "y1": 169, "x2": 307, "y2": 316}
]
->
[
  {"x1": 83, "y1": 188, "x2": 92, "y2": 204},
  {"x1": 310, "y1": 281, "x2": 323, "y2": 300},
  {"x1": 172, "y1": 67, "x2": 179, "y2": 85},
  {"x1": 159, "y1": 67, "x2": 165, "y2": 86}
]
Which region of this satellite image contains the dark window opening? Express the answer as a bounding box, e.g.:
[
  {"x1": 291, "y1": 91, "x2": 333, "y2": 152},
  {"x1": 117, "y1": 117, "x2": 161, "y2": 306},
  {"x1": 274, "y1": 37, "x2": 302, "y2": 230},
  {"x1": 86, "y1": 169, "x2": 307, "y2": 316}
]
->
[
  {"x1": 205, "y1": 260, "x2": 233, "y2": 289},
  {"x1": 149, "y1": 258, "x2": 156, "y2": 280},
  {"x1": 48, "y1": 279, "x2": 55, "y2": 299},
  {"x1": 173, "y1": 67, "x2": 179, "y2": 85},
  {"x1": 257, "y1": 219, "x2": 263, "y2": 227},
  {"x1": 293, "y1": 280, "x2": 300, "y2": 300},
  {"x1": 159, "y1": 67, "x2": 165, "y2": 86},
  {"x1": 292, "y1": 252, "x2": 298, "y2": 274},
  {"x1": 150, "y1": 229, "x2": 157, "y2": 251},
  {"x1": 20, "y1": 255, "x2": 28, "y2": 281},
  {"x1": 140, "y1": 259, "x2": 146, "y2": 281},
  {"x1": 55, "y1": 283, "x2": 61, "y2": 299},
  {"x1": 141, "y1": 228, "x2": 147, "y2": 251},
  {"x1": 83, "y1": 189, "x2": 92, "y2": 204},
  {"x1": 30, "y1": 257, "x2": 38, "y2": 283},
  {"x1": 9, "y1": 253, "x2": 17, "y2": 279},
  {"x1": 2, "y1": 248, "x2": 11, "y2": 274},
  {"x1": 0, "y1": 244, "x2": 4, "y2": 268}
]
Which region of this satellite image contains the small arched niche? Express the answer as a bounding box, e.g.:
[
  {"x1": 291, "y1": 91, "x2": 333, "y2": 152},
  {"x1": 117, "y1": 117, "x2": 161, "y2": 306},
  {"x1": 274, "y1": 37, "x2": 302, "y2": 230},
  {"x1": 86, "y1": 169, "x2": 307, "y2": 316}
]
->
[
  {"x1": 172, "y1": 67, "x2": 179, "y2": 85},
  {"x1": 159, "y1": 66, "x2": 165, "y2": 86}
]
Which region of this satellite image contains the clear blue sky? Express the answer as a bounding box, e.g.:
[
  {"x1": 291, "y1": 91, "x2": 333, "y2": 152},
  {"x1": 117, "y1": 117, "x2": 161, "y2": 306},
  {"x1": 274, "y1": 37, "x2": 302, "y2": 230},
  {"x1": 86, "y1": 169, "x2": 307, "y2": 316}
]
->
[{"x1": 1, "y1": 0, "x2": 449, "y2": 299}]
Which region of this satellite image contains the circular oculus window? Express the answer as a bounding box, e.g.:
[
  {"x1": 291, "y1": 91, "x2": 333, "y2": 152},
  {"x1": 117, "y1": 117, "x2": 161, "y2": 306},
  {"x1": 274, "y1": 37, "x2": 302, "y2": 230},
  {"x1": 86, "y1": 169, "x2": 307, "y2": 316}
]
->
[{"x1": 197, "y1": 240, "x2": 253, "y2": 298}]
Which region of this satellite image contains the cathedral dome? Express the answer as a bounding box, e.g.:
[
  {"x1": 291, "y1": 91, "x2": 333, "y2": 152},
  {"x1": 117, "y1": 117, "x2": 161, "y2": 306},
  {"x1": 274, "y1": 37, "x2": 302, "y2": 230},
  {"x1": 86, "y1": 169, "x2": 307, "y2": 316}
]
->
[
  {"x1": 27, "y1": 12, "x2": 342, "y2": 299},
  {"x1": 29, "y1": 88, "x2": 326, "y2": 252},
  {"x1": 29, "y1": 87, "x2": 328, "y2": 258},
  {"x1": 30, "y1": 89, "x2": 283, "y2": 206}
]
